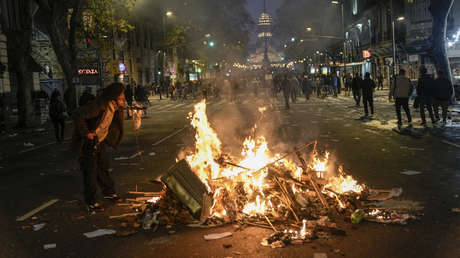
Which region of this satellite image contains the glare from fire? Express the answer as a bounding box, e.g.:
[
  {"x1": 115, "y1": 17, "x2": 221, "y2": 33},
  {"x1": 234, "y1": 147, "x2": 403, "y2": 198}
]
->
[{"x1": 185, "y1": 101, "x2": 364, "y2": 218}]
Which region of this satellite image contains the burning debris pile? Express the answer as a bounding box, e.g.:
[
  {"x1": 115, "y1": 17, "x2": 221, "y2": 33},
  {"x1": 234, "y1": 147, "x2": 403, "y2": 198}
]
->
[{"x1": 119, "y1": 100, "x2": 421, "y2": 247}]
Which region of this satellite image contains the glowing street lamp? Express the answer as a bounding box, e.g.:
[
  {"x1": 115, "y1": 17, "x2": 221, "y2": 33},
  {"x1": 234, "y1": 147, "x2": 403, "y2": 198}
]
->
[{"x1": 209, "y1": 41, "x2": 215, "y2": 47}]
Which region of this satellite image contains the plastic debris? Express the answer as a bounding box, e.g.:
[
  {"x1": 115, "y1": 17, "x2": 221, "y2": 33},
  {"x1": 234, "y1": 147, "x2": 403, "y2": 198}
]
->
[
  {"x1": 33, "y1": 223, "x2": 46, "y2": 231},
  {"x1": 43, "y1": 243, "x2": 56, "y2": 250},
  {"x1": 363, "y1": 209, "x2": 418, "y2": 225},
  {"x1": 400, "y1": 170, "x2": 422, "y2": 176},
  {"x1": 351, "y1": 209, "x2": 365, "y2": 224},
  {"x1": 83, "y1": 229, "x2": 116, "y2": 238},
  {"x1": 23, "y1": 142, "x2": 35, "y2": 147},
  {"x1": 204, "y1": 232, "x2": 233, "y2": 240}
]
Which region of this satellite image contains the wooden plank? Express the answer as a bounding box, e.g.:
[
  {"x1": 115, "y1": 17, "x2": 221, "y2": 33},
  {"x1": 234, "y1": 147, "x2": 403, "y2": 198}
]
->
[
  {"x1": 109, "y1": 213, "x2": 140, "y2": 219},
  {"x1": 16, "y1": 199, "x2": 59, "y2": 222}
]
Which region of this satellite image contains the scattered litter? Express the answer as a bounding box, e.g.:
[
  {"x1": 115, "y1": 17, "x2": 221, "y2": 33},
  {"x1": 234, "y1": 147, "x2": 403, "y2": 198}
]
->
[
  {"x1": 43, "y1": 243, "x2": 56, "y2": 250},
  {"x1": 23, "y1": 142, "x2": 35, "y2": 147},
  {"x1": 114, "y1": 152, "x2": 143, "y2": 161},
  {"x1": 204, "y1": 232, "x2": 233, "y2": 240},
  {"x1": 452, "y1": 208, "x2": 460, "y2": 213},
  {"x1": 368, "y1": 188, "x2": 403, "y2": 201},
  {"x1": 149, "y1": 152, "x2": 156, "y2": 156},
  {"x1": 8, "y1": 133, "x2": 18, "y2": 137},
  {"x1": 363, "y1": 209, "x2": 418, "y2": 225},
  {"x1": 400, "y1": 146, "x2": 425, "y2": 151},
  {"x1": 16, "y1": 199, "x2": 59, "y2": 222},
  {"x1": 313, "y1": 253, "x2": 328, "y2": 258},
  {"x1": 400, "y1": 170, "x2": 422, "y2": 176},
  {"x1": 33, "y1": 223, "x2": 46, "y2": 231},
  {"x1": 83, "y1": 229, "x2": 116, "y2": 238},
  {"x1": 120, "y1": 163, "x2": 139, "y2": 166}
]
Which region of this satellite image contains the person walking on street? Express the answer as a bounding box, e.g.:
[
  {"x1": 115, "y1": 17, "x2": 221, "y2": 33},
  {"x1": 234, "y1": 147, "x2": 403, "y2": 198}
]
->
[
  {"x1": 281, "y1": 74, "x2": 291, "y2": 109},
  {"x1": 416, "y1": 66, "x2": 436, "y2": 126},
  {"x1": 71, "y1": 83, "x2": 126, "y2": 212},
  {"x1": 390, "y1": 69, "x2": 413, "y2": 129},
  {"x1": 79, "y1": 87, "x2": 95, "y2": 107},
  {"x1": 352, "y1": 73, "x2": 362, "y2": 106},
  {"x1": 361, "y1": 72, "x2": 376, "y2": 117},
  {"x1": 377, "y1": 73, "x2": 384, "y2": 90},
  {"x1": 433, "y1": 70, "x2": 454, "y2": 125},
  {"x1": 49, "y1": 89, "x2": 67, "y2": 142}
]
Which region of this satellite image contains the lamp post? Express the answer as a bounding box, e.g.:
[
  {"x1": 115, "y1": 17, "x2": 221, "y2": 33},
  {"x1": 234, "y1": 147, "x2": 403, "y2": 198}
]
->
[
  {"x1": 391, "y1": 0, "x2": 405, "y2": 77},
  {"x1": 332, "y1": 0, "x2": 346, "y2": 74},
  {"x1": 161, "y1": 10, "x2": 173, "y2": 87}
]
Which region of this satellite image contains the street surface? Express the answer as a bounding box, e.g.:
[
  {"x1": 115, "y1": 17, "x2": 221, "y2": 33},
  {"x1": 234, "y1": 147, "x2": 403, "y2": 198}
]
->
[{"x1": 0, "y1": 87, "x2": 459, "y2": 258}]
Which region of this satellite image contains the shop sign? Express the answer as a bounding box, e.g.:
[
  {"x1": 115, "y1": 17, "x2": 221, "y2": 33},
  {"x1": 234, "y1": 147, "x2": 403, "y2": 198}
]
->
[{"x1": 78, "y1": 68, "x2": 99, "y2": 75}]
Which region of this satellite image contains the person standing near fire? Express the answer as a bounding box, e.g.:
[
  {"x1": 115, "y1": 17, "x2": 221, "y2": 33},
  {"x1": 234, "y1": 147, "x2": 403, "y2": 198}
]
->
[
  {"x1": 390, "y1": 69, "x2": 413, "y2": 129},
  {"x1": 71, "y1": 83, "x2": 126, "y2": 212},
  {"x1": 361, "y1": 72, "x2": 376, "y2": 117}
]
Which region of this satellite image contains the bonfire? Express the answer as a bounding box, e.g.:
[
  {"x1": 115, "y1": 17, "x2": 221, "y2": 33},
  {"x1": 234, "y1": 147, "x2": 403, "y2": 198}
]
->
[{"x1": 126, "y1": 100, "x2": 419, "y2": 248}]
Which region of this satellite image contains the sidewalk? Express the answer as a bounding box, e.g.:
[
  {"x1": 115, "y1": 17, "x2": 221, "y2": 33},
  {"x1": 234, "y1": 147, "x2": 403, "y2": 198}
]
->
[{"x1": 351, "y1": 88, "x2": 460, "y2": 145}]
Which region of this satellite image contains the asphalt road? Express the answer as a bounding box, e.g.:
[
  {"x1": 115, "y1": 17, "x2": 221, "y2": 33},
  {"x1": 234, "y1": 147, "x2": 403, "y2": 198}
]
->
[{"x1": 0, "y1": 88, "x2": 459, "y2": 258}]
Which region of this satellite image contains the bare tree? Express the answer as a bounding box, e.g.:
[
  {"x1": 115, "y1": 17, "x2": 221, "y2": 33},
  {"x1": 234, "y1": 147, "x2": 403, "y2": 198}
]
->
[
  {"x1": 34, "y1": 0, "x2": 87, "y2": 113},
  {"x1": 430, "y1": 0, "x2": 455, "y2": 82},
  {"x1": 0, "y1": 0, "x2": 36, "y2": 127}
]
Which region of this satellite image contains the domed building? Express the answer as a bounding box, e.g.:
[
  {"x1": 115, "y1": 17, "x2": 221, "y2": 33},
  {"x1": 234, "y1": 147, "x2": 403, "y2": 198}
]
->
[{"x1": 248, "y1": 0, "x2": 283, "y2": 69}]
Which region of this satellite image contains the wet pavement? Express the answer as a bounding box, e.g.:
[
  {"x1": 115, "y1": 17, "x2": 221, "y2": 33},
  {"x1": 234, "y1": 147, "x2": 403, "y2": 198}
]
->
[{"x1": 0, "y1": 88, "x2": 459, "y2": 257}]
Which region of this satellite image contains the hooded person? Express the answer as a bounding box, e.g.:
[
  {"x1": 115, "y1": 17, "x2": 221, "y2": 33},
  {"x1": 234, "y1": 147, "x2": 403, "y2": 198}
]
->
[{"x1": 71, "y1": 82, "x2": 126, "y2": 211}]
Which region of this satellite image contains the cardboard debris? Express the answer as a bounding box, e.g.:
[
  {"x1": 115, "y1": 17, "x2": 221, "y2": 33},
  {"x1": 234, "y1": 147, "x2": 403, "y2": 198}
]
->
[
  {"x1": 33, "y1": 223, "x2": 46, "y2": 231},
  {"x1": 43, "y1": 243, "x2": 56, "y2": 250},
  {"x1": 16, "y1": 199, "x2": 59, "y2": 222},
  {"x1": 204, "y1": 232, "x2": 233, "y2": 240},
  {"x1": 400, "y1": 170, "x2": 422, "y2": 176},
  {"x1": 368, "y1": 188, "x2": 403, "y2": 201},
  {"x1": 83, "y1": 229, "x2": 116, "y2": 238}
]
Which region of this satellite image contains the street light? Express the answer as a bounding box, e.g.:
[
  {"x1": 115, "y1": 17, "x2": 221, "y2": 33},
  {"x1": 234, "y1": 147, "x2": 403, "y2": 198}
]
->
[
  {"x1": 331, "y1": 0, "x2": 345, "y2": 72},
  {"x1": 391, "y1": 0, "x2": 406, "y2": 77}
]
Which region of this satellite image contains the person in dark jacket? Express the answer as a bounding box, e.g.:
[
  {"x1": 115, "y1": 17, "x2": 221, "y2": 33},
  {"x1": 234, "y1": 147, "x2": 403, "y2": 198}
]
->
[
  {"x1": 49, "y1": 89, "x2": 67, "y2": 142},
  {"x1": 433, "y1": 70, "x2": 454, "y2": 125},
  {"x1": 79, "y1": 87, "x2": 95, "y2": 107},
  {"x1": 72, "y1": 83, "x2": 126, "y2": 211},
  {"x1": 352, "y1": 73, "x2": 362, "y2": 106},
  {"x1": 416, "y1": 66, "x2": 436, "y2": 125},
  {"x1": 361, "y1": 72, "x2": 376, "y2": 116},
  {"x1": 281, "y1": 74, "x2": 291, "y2": 109}
]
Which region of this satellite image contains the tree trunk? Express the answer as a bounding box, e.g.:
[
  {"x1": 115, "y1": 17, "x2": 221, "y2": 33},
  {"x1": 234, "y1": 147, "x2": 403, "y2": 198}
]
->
[
  {"x1": 7, "y1": 30, "x2": 34, "y2": 128},
  {"x1": 430, "y1": 0, "x2": 454, "y2": 82}
]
